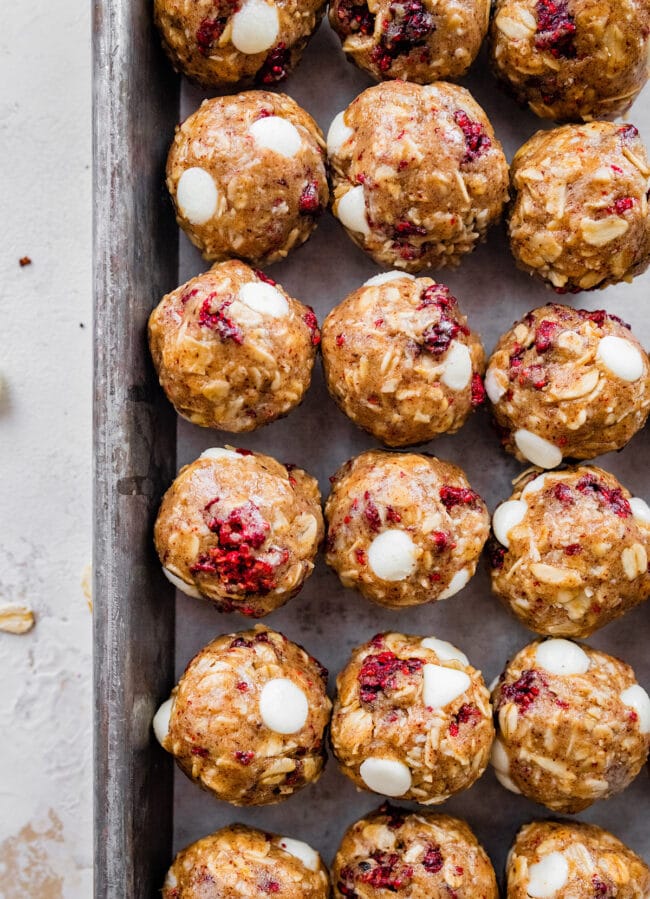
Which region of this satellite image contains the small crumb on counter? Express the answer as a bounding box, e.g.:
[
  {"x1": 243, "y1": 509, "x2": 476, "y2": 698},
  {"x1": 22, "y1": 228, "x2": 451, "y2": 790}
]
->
[
  {"x1": 0, "y1": 602, "x2": 35, "y2": 634},
  {"x1": 18, "y1": 256, "x2": 32, "y2": 267},
  {"x1": 81, "y1": 564, "x2": 92, "y2": 611}
]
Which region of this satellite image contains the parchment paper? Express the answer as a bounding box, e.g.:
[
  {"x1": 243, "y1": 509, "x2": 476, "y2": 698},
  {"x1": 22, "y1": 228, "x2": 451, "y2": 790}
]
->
[{"x1": 171, "y1": 20, "x2": 650, "y2": 883}]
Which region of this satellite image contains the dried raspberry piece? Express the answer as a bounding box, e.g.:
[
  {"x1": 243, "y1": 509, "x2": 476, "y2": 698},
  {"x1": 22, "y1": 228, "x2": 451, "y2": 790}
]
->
[
  {"x1": 534, "y1": 319, "x2": 559, "y2": 352},
  {"x1": 422, "y1": 845, "x2": 443, "y2": 874},
  {"x1": 454, "y1": 110, "x2": 491, "y2": 163},
  {"x1": 355, "y1": 548, "x2": 367, "y2": 565},
  {"x1": 487, "y1": 539, "x2": 506, "y2": 570},
  {"x1": 234, "y1": 749, "x2": 255, "y2": 765},
  {"x1": 229, "y1": 636, "x2": 253, "y2": 649},
  {"x1": 519, "y1": 365, "x2": 548, "y2": 390},
  {"x1": 303, "y1": 308, "x2": 321, "y2": 346},
  {"x1": 358, "y1": 651, "x2": 424, "y2": 704},
  {"x1": 254, "y1": 270, "x2": 277, "y2": 286},
  {"x1": 381, "y1": 0, "x2": 435, "y2": 55},
  {"x1": 592, "y1": 876, "x2": 614, "y2": 897},
  {"x1": 534, "y1": 0, "x2": 577, "y2": 58},
  {"x1": 580, "y1": 308, "x2": 631, "y2": 329},
  {"x1": 606, "y1": 196, "x2": 635, "y2": 215},
  {"x1": 500, "y1": 669, "x2": 547, "y2": 712},
  {"x1": 335, "y1": 0, "x2": 375, "y2": 35},
  {"x1": 260, "y1": 877, "x2": 281, "y2": 894},
  {"x1": 393, "y1": 220, "x2": 427, "y2": 237},
  {"x1": 564, "y1": 543, "x2": 582, "y2": 556},
  {"x1": 256, "y1": 43, "x2": 290, "y2": 84},
  {"x1": 363, "y1": 492, "x2": 382, "y2": 532},
  {"x1": 576, "y1": 474, "x2": 632, "y2": 518},
  {"x1": 471, "y1": 373, "x2": 486, "y2": 406},
  {"x1": 379, "y1": 802, "x2": 406, "y2": 830},
  {"x1": 417, "y1": 283, "x2": 457, "y2": 311},
  {"x1": 440, "y1": 485, "x2": 480, "y2": 509},
  {"x1": 336, "y1": 333, "x2": 346, "y2": 347},
  {"x1": 422, "y1": 315, "x2": 461, "y2": 356},
  {"x1": 207, "y1": 501, "x2": 270, "y2": 548},
  {"x1": 196, "y1": 17, "x2": 226, "y2": 55},
  {"x1": 198, "y1": 295, "x2": 244, "y2": 344},
  {"x1": 299, "y1": 181, "x2": 322, "y2": 216},
  {"x1": 358, "y1": 852, "x2": 414, "y2": 890},
  {"x1": 432, "y1": 531, "x2": 455, "y2": 551},
  {"x1": 191, "y1": 746, "x2": 209, "y2": 757},
  {"x1": 386, "y1": 506, "x2": 402, "y2": 524},
  {"x1": 619, "y1": 124, "x2": 639, "y2": 141},
  {"x1": 553, "y1": 483, "x2": 574, "y2": 505}
]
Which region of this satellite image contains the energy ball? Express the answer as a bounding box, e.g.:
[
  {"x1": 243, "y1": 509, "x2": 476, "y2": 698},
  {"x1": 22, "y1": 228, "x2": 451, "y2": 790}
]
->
[
  {"x1": 490, "y1": 0, "x2": 650, "y2": 123},
  {"x1": 154, "y1": 447, "x2": 323, "y2": 617},
  {"x1": 321, "y1": 274, "x2": 486, "y2": 446},
  {"x1": 330, "y1": 631, "x2": 494, "y2": 803},
  {"x1": 325, "y1": 450, "x2": 489, "y2": 608},
  {"x1": 506, "y1": 820, "x2": 650, "y2": 899},
  {"x1": 329, "y1": 0, "x2": 490, "y2": 83},
  {"x1": 154, "y1": 0, "x2": 326, "y2": 88},
  {"x1": 148, "y1": 261, "x2": 320, "y2": 432},
  {"x1": 153, "y1": 626, "x2": 331, "y2": 805},
  {"x1": 327, "y1": 81, "x2": 509, "y2": 272},
  {"x1": 486, "y1": 304, "x2": 650, "y2": 468},
  {"x1": 508, "y1": 122, "x2": 650, "y2": 291},
  {"x1": 489, "y1": 466, "x2": 650, "y2": 638},
  {"x1": 167, "y1": 92, "x2": 328, "y2": 265},
  {"x1": 332, "y1": 804, "x2": 498, "y2": 898},
  {"x1": 490, "y1": 638, "x2": 650, "y2": 812},
  {"x1": 162, "y1": 824, "x2": 330, "y2": 897}
]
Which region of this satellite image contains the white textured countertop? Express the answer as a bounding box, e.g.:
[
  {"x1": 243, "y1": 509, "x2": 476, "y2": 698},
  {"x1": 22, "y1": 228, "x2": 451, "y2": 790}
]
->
[{"x1": 0, "y1": 2, "x2": 92, "y2": 895}]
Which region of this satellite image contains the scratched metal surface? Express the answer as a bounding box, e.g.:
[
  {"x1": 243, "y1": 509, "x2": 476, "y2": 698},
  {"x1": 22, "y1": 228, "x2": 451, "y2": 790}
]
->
[{"x1": 95, "y1": 3, "x2": 650, "y2": 894}]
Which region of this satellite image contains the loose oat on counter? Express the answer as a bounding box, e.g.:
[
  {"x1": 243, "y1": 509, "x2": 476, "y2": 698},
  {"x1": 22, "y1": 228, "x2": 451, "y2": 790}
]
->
[
  {"x1": 330, "y1": 631, "x2": 494, "y2": 804},
  {"x1": 329, "y1": 0, "x2": 489, "y2": 83},
  {"x1": 332, "y1": 803, "x2": 498, "y2": 898},
  {"x1": 506, "y1": 820, "x2": 650, "y2": 898},
  {"x1": 162, "y1": 824, "x2": 330, "y2": 897},
  {"x1": 490, "y1": 638, "x2": 650, "y2": 812},
  {"x1": 489, "y1": 466, "x2": 650, "y2": 638},
  {"x1": 486, "y1": 304, "x2": 650, "y2": 467},
  {"x1": 155, "y1": 0, "x2": 326, "y2": 88},
  {"x1": 327, "y1": 81, "x2": 508, "y2": 272},
  {"x1": 489, "y1": 0, "x2": 650, "y2": 123},
  {"x1": 153, "y1": 626, "x2": 331, "y2": 806},
  {"x1": 325, "y1": 450, "x2": 489, "y2": 608},
  {"x1": 154, "y1": 447, "x2": 323, "y2": 617},
  {"x1": 148, "y1": 261, "x2": 320, "y2": 432},
  {"x1": 508, "y1": 123, "x2": 650, "y2": 291},
  {"x1": 0, "y1": 602, "x2": 35, "y2": 635},
  {"x1": 167, "y1": 92, "x2": 328, "y2": 265},
  {"x1": 321, "y1": 274, "x2": 485, "y2": 447}
]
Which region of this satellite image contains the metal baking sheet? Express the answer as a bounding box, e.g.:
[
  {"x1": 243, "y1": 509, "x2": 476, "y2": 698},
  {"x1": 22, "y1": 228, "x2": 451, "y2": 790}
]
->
[{"x1": 94, "y1": 2, "x2": 650, "y2": 894}]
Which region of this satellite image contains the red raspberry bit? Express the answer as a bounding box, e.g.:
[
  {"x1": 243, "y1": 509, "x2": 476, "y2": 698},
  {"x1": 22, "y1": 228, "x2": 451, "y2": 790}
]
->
[
  {"x1": 371, "y1": 633, "x2": 386, "y2": 648},
  {"x1": 421, "y1": 845, "x2": 443, "y2": 874},
  {"x1": 335, "y1": 0, "x2": 375, "y2": 35},
  {"x1": 454, "y1": 110, "x2": 491, "y2": 163},
  {"x1": 592, "y1": 876, "x2": 614, "y2": 897},
  {"x1": 611, "y1": 164, "x2": 623, "y2": 174},
  {"x1": 487, "y1": 539, "x2": 506, "y2": 570},
  {"x1": 519, "y1": 365, "x2": 548, "y2": 390},
  {"x1": 254, "y1": 631, "x2": 270, "y2": 643},
  {"x1": 422, "y1": 315, "x2": 461, "y2": 356},
  {"x1": 393, "y1": 219, "x2": 427, "y2": 237},
  {"x1": 386, "y1": 505, "x2": 402, "y2": 524},
  {"x1": 439, "y1": 485, "x2": 479, "y2": 510},
  {"x1": 553, "y1": 483, "x2": 574, "y2": 505},
  {"x1": 259, "y1": 878, "x2": 281, "y2": 894},
  {"x1": 299, "y1": 181, "x2": 322, "y2": 216},
  {"x1": 417, "y1": 283, "x2": 457, "y2": 311},
  {"x1": 191, "y1": 746, "x2": 209, "y2": 758},
  {"x1": 564, "y1": 543, "x2": 582, "y2": 556},
  {"x1": 355, "y1": 548, "x2": 367, "y2": 565},
  {"x1": 378, "y1": 0, "x2": 435, "y2": 63},
  {"x1": 451, "y1": 704, "x2": 481, "y2": 733},
  {"x1": 229, "y1": 636, "x2": 252, "y2": 648},
  {"x1": 500, "y1": 669, "x2": 547, "y2": 712},
  {"x1": 235, "y1": 447, "x2": 254, "y2": 456},
  {"x1": 432, "y1": 531, "x2": 455, "y2": 551},
  {"x1": 605, "y1": 196, "x2": 635, "y2": 215},
  {"x1": 363, "y1": 492, "x2": 382, "y2": 532},
  {"x1": 254, "y1": 270, "x2": 277, "y2": 286},
  {"x1": 303, "y1": 308, "x2": 321, "y2": 346},
  {"x1": 374, "y1": 317, "x2": 384, "y2": 328},
  {"x1": 196, "y1": 18, "x2": 225, "y2": 56},
  {"x1": 236, "y1": 681, "x2": 249, "y2": 692},
  {"x1": 336, "y1": 333, "x2": 346, "y2": 347},
  {"x1": 576, "y1": 474, "x2": 632, "y2": 518},
  {"x1": 379, "y1": 802, "x2": 406, "y2": 830},
  {"x1": 534, "y1": 319, "x2": 559, "y2": 353},
  {"x1": 235, "y1": 749, "x2": 255, "y2": 765},
  {"x1": 471, "y1": 373, "x2": 486, "y2": 406},
  {"x1": 198, "y1": 295, "x2": 244, "y2": 344},
  {"x1": 358, "y1": 852, "x2": 414, "y2": 890},
  {"x1": 180, "y1": 287, "x2": 199, "y2": 306},
  {"x1": 367, "y1": 395, "x2": 380, "y2": 405},
  {"x1": 534, "y1": 0, "x2": 577, "y2": 58},
  {"x1": 358, "y1": 651, "x2": 424, "y2": 703},
  {"x1": 337, "y1": 867, "x2": 358, "y2": 897},
  {"x1": 256, "y1": 43, "x2": 290, "y2": 84},
  {"x1": 619, "y1": 124, "x2": 639, "y2": 140}
]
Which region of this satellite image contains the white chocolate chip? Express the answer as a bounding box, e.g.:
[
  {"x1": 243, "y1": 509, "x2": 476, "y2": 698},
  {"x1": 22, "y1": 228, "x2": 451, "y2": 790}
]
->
[
  {"x1": 259, "y1": 678, "x2": 308, "y2": 734},
  {"x1": 153, "y1": 697, "x2": 174, "y2": 746},
  {"x1": 176, "y1": 167, "x2": 219, "y2": 225},
  {"x1": 441, "y1": 341, "x2": 472, "y2": 391},
  {"x1": 535, "y1": 639, "x2": 590, "y2": 676},
  {"x1": 597, "y1": 336, "x2": 645, "y2": 382},
  {"x1": 363, "y1": 271, "x2": 415, "y2": 287},
  {"x1": 620, "y1": 684, "x2": 650, "y2": 733},
  {"x1": 327, "y1": 111, "x2": 354, "y2": 156},
  {"x1": 630, "y1": 497, "x2": 650, "y2": 524},
  {"x1": 438, "y1": 568, "x2": 470, "y2": 599},
  {"x1": 230, "y1": 0, "x2": 279, "y2": 54},
  {"x1": 337, "y1": 185, "x2": 370, "y2": 237},
  {"x1": 492, "y1": 500, "x2": 527, "y2": 548},
  {"x1": 249, "y1": 116, "x2": 302, "y2": 159},
  {"x1": 521, "y1": 474, "x2": 547, "y2": 498},
  {"x1": 162, "y1": 567, "x2": 202, "y2": 599},
  {"x1": 495, "y1": 770, "x2": 521, "y2": 794},
  {"x1": 278, "y1": 837, "x2": 320, "y2": 872},
  {"x1": 200, "y1": 447, "x2": 241, "y2": 461},
  {"x1": 514, "y1": 429, "x2": 562, "y2": 469},
  {"x1": 485, "y1": 367, "x2": 506, "y2": 403},
  {"x1": 491, "y1": 738, "x2": 521, "y2": 794},
  {"x1": 421, "y1": 637, "x2": 469, "y2": 667},
  {"x1": 239, "y1": 281, "x2": 289, "y2": 318},
  {"x1": 359, "y1": 757, "x2": 412, "y2": 797},
  {"x1": 527, "y1": 852, "x2": 570, "y2": 898},
  {"x1": 423, "y1": 664, "x2": 471, "y2": 708},
  {"x1": 367, "y1": 530, "x2": 417, "y2": 581}
]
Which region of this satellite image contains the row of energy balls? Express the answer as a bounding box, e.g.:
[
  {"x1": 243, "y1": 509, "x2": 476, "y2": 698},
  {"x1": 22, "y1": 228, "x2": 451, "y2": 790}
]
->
[{"x1": 154, "y1": 0, "x2": 650, "y2": 127}]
